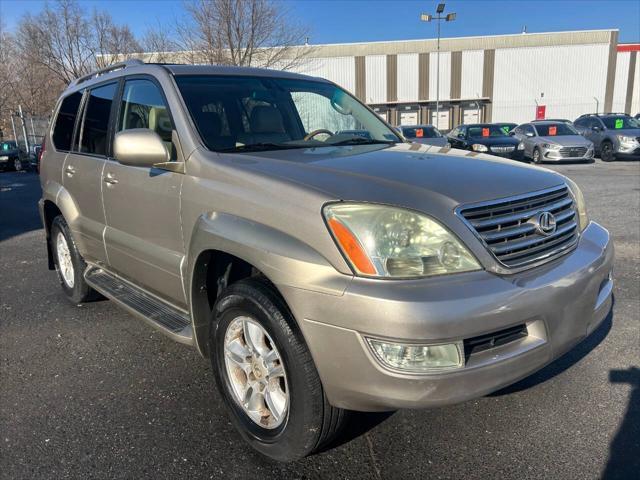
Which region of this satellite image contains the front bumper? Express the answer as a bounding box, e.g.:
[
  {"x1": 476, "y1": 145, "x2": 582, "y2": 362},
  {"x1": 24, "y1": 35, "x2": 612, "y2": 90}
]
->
[
  {"x1": 280, "y1": 222, "x2": 614, "y2": 411},
  {"x1": 542, "y1": 147, "x2": 594, "y2": 162}
]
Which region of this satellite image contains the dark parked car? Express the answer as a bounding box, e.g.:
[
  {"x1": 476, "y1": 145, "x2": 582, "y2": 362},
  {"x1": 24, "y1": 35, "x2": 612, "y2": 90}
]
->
[
  {"x1": 0, "y1": 140, "x2": 24, "y2": 171},
  {"x1": 399, "y1": 124, "x2": 449, "y2": 147},
  {"x1": 447, "y1": 124, "x2": 524, "y2": 160},
  {"x1": 573, "y1": 114, "x2": 640, "y2": 161}
]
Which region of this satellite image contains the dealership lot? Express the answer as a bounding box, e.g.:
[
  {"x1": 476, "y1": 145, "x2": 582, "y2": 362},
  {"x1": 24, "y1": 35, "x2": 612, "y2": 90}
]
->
[{"x1": 0, "y1": 160, "x2": 638, "y2": 479}]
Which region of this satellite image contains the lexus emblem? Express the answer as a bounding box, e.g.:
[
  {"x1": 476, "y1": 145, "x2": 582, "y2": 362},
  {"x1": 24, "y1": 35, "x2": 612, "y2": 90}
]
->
[{"x1": 536, "y1": 211, "x2": 557, "y2": 236}]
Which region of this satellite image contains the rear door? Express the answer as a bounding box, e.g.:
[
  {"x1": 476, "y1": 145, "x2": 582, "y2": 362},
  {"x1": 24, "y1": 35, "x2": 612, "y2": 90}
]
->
[
  {"x1": 102, "y1": 77, "x2": 186, "y2": 306},
  {"x1": 62, "y1": 83, "x2": 118, "y2": 264}
]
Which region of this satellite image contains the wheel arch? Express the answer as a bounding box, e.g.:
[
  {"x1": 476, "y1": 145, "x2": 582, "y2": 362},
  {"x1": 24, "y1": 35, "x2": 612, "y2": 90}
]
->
[{"x1": 187, "y1": 212, "x2": 350, "y2": 357}]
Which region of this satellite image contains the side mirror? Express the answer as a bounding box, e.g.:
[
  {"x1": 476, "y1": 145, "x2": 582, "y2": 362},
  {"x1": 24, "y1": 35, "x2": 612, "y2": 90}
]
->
[
  {"x1": 591, "y1": 126, "x2": 602, "y2": 132},
  {"x1": 525, "y1": 131, "x2": 534, "y2": 137},
  {"x1": 458, "y1": 133, "x2": 465, "y2": 139},
  {"x1": 113, "y1": 129, "x2": 169, "y2": 168}
]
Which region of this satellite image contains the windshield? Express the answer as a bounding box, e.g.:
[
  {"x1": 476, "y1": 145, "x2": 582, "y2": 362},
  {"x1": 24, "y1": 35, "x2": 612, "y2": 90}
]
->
[
  {"x1": 401, "y1": 126, "x2": 442, "y2": 138},
  {"x1": 535, "y1": 123, "x2": 579, "y2": 136},
  {"x1": 175, "y1": 75, "x2": 401, "y2": 152},
  {"x1": 601, "y1": 116, "x2": 640, "y2": 130},
  {"x1": 496, "y1": 124, "x2": 516, "y2": 134},
  {"x1": 467, "y1": 125, "x2": 508, "y2": 138}
]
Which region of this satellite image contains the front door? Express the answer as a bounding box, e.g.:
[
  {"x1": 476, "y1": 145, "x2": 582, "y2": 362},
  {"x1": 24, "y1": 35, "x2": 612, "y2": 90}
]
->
[
  {"x1": 102, "y1": 77, "x2": 186, "y2": 306},
  {"x1": 62, "y1": 83, "x2": 118, "y2": 265}
]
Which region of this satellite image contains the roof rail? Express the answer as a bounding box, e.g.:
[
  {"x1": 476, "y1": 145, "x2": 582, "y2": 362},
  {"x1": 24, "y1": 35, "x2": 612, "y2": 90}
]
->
[{"x1": 70, "y1": 59, "x2": 145, "y2": 87}]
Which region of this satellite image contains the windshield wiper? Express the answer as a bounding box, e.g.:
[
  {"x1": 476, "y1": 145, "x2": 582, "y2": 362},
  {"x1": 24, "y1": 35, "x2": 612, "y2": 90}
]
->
[
  {"x1": 217, "y1": 143, "x2": 307, "y2": 152},
  {"x1": 328, "y1": 136, "x2": 396, "y2": 146}
]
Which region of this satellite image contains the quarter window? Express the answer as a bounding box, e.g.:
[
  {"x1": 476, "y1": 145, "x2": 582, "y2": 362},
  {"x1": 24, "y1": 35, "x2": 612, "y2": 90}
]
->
[
  {"x1": 52, "y1": 92, "x2": 83, "y2": 151},
  {"x1": 79, "y1": 83, "x2": 117, "y2": 156},
  {"x1": 118, "y1": 79, "x2": 175, "y2": 158}
]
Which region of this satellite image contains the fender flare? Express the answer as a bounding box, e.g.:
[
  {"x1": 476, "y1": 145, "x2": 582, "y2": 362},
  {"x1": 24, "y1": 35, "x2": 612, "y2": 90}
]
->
[{"x1": 186, "y1": 212, "x2": 351, "y2": 356}]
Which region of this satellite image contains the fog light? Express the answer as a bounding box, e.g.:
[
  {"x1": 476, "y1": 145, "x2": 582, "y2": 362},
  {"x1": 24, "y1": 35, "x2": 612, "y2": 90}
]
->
[{"x1": 367, "y1": 338, "x2": 464, "y2": 373}]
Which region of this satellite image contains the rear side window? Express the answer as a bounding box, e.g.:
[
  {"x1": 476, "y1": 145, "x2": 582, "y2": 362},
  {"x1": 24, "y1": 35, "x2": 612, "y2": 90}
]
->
[
  {"x1": 52, "y1": 92, "x2": 82, "y2": 151},
  {"x1": 79, "y1": 83, "x2": 117, "y2": 156}
]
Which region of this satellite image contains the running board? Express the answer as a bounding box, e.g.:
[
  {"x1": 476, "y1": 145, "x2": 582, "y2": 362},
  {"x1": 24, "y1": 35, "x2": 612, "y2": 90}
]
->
[{"x1": 84, "y1": 266, "x2": 193, "y2": 345}]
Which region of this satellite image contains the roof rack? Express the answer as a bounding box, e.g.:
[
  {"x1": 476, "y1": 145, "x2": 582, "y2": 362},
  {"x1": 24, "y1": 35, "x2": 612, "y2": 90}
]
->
[{"x1": 70, "y1": 59, "x2": 144, "y2": 87}]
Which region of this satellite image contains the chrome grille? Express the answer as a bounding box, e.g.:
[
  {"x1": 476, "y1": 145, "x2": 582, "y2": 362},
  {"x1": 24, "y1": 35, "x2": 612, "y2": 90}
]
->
[
  {"x1": 490, "y1": 145, "x2": 516, "y2": 153},
  {"x1": 458, "y1": 184, "x2": 579, "y2": 268},
  {"x1": 558, "y1": 146, "x2": 588, "y2": 158}
]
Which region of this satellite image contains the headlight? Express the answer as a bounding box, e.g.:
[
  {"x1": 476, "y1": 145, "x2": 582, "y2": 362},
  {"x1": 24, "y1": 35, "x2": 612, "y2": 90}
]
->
[
  {"x1": 471, "y1": 144, "x2": 488, "y2": 152},
  {"x1": 0, "y1": 155, "x2": 8, "y2": 160},
  {"x1": 564, "y1": 178, "x2": 589, "y2": 231},
  {"x1": 517, "y1": 142, "x2": 525, "y2": 150},
  {"x1": 617, "y1": 135, "x2": 637, "y2": 144},
  {"x1": 324, "y1": 203, "x2": 481, "y2": 278},
  {"x1": 542, "y1": 143, "x2": 561, "y2": 150}
]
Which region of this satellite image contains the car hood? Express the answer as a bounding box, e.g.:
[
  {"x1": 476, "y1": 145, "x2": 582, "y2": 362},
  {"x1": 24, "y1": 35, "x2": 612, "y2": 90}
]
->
[
  {"x1": 538, "y1": 135, "x2": 593, "y2": 146},
  {"x1": 217, "y1": 142, "x2": 565, "y2": 210}
]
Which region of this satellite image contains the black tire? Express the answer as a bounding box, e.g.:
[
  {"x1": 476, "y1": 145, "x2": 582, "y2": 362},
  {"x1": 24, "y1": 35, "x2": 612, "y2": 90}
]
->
[
  {"x1": 600, "y1": 141, "x2": 615, "y2": 162},
  {"x1": 210, "y1": 277, "x2": 347, "y2": 462},
  {"x1": 50, "y1": 216, "x2": 99, "y2": 304},
  {"x1": 532, "y1": 147, "x2": 542, "y2": 164}
]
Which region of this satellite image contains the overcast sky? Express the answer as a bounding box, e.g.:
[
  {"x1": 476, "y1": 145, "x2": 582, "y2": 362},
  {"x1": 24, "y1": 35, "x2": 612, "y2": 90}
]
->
[{"x1": 1, "y1": 0, "x2": 639, "y2": 44}]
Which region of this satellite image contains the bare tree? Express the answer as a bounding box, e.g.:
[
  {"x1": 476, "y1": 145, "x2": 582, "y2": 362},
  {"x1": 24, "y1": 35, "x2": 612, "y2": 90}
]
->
[
  {"x1": 15, "y1": 0, "x2": 141, "y2": 84},
  {"x1": 92, "y1": 10, "x2": 142, "y2": 67},
  {"x1": 142, "y1": 21, "x2": 179, "y2": 63},
  {"x1": 178, "y1": 0, "x2": 311, "y2": 69}
]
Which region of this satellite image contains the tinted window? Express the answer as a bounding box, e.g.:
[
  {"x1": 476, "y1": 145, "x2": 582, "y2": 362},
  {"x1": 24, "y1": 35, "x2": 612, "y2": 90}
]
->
[
  {"x1": 402, "y1": 126, "x2": 442, "y2": 138},
  {"x1": 118, "y1": 79, "x2": 175, "y2": 158},
  {"x1": 573, "y1": 118, "x2": 586, "y2": 128},
  {"x1": 535, "y1": 123, "x2": 578, "y2": 136},
  {"x1": 52, "y1": 92, "x2": 82, "y2": 151},
  {"x1": 600, "y1": 116, "x2": 639, "y2": 129},
  {"x1": 175, "y1": 75, "x2": 400, "y2": 152},
  {"x1": 79, "y1": 83, "x2": 117, "y2": 155},
  {"x1": 523, "y1": 124, "x2": 536, "y2": 136},
  {"x1": 467, "y1": 125, "x2": 508, "y2": 138}
]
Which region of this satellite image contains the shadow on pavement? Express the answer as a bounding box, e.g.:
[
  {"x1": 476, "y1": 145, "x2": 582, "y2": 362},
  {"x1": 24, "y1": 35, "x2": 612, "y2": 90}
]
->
[
  {"x1": 602, "y1": 366, "x2": 640, "y2": 479},
  {"x1": 0, "y1": 171, "x2": 43, "y2": 242},
  {"x1": 491, "y1": 304, "x2": 613, "y2": 396}
]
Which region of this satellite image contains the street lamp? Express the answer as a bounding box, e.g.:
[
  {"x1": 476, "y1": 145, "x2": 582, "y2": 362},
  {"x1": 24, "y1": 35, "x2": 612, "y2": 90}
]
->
[{"x1": 420, "y1": 3, "x2": 456, "y2": 128}]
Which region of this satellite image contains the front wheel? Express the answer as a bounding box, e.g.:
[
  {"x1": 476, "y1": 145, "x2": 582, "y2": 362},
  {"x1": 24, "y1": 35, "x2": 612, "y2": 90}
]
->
[
  {"x1": 532, "y1": 147, "x2": 542, "y2": 164},
  {"x1": 600, "y1": 141, "x2": 615, "y2": 162},
  {"x1": 211, "y1": 278, "x2": 347, "y2": 462}
]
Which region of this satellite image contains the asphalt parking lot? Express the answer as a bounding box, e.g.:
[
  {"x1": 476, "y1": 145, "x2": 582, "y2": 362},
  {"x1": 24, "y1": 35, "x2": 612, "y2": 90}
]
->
[{"x1": 1, "y1": 159, "x2": 638, "y2": 480}]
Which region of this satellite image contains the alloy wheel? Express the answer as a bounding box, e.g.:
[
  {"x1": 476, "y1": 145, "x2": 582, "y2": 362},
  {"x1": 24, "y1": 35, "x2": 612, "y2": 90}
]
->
[
  {"x1": 56, "y1": 232, "x2": 75, "y2": 288},
  {"x1": 223, "y1": 316, "x2": 289, "y2": 429}
]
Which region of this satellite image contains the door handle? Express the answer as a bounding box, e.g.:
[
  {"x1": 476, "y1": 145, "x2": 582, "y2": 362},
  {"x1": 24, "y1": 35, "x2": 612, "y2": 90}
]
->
[
  {"x1": 103, "y1": 172, "x2": 118, "y2": 185},
  {"x1": 65, "y1": 165, "x2": 76, "y2": 177}
]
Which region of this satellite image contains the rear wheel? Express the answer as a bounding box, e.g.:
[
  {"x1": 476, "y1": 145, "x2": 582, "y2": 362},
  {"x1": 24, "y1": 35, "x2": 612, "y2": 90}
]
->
[
  {"x1": 211, "y1": 277, "x2": 347, "y2": 462},
  {"x1": 51, "y1": 216, "x2": 99, "y2": 303},
  {"x1": 532, "y1": 147, "x2": 542, "y2": 164},
  {"x1": 600, "y1": 141, "x2": 615, "y2": 162}
]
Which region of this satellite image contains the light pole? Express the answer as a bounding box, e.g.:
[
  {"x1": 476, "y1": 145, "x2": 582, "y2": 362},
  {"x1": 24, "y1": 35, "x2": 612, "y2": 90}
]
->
[{"x1": 420, "y1": 3, "x2": 456, "y2": 128}]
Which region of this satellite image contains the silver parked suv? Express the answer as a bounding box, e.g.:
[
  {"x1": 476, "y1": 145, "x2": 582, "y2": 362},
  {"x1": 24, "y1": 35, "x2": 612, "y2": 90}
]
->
[
  {"x1": 40, "y1": 60, "x2": 614, "y2": 462},
  {"x1": 573, "y1": 113, "x2": 640, "y2": 161}
]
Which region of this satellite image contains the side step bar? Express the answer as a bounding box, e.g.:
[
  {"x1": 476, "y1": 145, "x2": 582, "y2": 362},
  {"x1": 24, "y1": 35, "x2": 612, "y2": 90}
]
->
[{"x1": 85, "y1": 266, "x2": 193, "y2": 345}]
